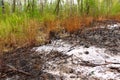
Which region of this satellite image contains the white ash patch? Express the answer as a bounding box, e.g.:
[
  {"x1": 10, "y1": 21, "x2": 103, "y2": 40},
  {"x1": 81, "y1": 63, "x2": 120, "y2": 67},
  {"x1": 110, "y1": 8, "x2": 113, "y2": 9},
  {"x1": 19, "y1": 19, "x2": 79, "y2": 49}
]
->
[
  {"x1": 94, "y1": 23, "x2": 120, "y2": 29},
  {"x1": 35, "y1": 24, "x2": 120, "y2": 80},
  {"x1": 35, "y1": 39, "x2": 120, "y2": 80},
  {"x1": 107, "y1": 24, "x2": 120, "y2": 29},
  {"x1": 36, "y1": 40, "x2": 71, "y2": 53}
]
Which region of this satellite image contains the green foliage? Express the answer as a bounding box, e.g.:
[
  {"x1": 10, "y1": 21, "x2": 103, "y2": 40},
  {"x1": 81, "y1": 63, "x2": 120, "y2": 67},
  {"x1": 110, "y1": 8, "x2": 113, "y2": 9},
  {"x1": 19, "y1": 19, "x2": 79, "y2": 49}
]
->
[
  {"x1": 0, "y1": 0, "x2": 120, "y2": 37},
  {"x1": 110, "y1": 0, "x2": 120, "y2": 15},
  {"x1": 0, "y1": 0, "x2": 120, "y2": 52},
  {"x1": 0, "y1": 14, "x2": 26, "y2": 37},
  {"x1": 0, "y1": 0, "x2": 120, "y2": 19}
]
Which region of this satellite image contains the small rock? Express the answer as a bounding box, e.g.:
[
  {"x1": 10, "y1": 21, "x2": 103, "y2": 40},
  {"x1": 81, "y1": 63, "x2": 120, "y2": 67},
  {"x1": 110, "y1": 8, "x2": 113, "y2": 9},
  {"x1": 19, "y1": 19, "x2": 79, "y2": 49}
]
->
[
  {"x1": 70, "y1": 75, "x2": 76, "y2": 78},
  {"x1": 84, "y1": 45, "x2": 89, "y2": 48},
  {"x1": 69, "y1": 69, "x2": 74, "y2": 73},
  {"x1": 84, "y1": 51, "x2": 89, "y2": 54}
]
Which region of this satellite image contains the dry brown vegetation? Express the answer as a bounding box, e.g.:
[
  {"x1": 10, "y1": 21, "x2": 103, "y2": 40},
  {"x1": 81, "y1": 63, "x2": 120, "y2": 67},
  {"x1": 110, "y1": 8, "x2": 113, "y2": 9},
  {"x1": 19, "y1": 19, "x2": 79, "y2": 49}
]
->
[
  {"x1": 1, "y1": 0, "x2": 120, "y2": 53},
  {"x1": 1, "y1": 15, "x2": 120, "y2": 53},
  {"x1": 0, "y1": 19, "x2": 41, "y2": 53},
  {"x1": 42, "y1": 16, "x2": 94, "y2": 33}
]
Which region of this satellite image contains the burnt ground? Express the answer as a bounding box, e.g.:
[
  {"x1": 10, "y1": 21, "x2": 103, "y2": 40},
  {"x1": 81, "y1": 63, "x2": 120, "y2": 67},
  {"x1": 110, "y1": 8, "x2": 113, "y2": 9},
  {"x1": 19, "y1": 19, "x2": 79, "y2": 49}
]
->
[
  {"x1": 0, "y1": 47, "x2": 56, "y2": 80},
  {"x1": 0, "y1": 20, "x2": 120, "y2": 80},
  {"x1": 64, "y1": 24, "x2": 120, "y2": 55}
]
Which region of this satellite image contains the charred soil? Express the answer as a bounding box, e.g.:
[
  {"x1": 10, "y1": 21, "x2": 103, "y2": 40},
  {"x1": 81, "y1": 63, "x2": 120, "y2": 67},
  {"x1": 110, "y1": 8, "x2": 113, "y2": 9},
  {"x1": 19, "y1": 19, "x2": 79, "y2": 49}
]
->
[{"x1": 0, "y1": 20, "x2": 120, "y2": 80}]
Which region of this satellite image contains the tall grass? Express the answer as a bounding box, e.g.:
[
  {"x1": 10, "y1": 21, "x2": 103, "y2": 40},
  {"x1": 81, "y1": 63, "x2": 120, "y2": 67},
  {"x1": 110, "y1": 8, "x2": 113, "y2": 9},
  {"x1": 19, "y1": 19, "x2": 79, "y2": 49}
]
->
[
  {"x1": 0, "y1": 15, "x2": 40, "y2": 53},
  {"x1": 0, "y1": 0, "x2": 120, "y2": 53}
]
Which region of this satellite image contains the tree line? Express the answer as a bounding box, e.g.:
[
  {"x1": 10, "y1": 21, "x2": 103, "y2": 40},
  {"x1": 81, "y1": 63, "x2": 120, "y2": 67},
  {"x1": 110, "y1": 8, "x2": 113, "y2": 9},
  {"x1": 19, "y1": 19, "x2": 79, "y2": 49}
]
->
[{"x1": 0, "y1": 0, "x2": 120, "y2": 16}]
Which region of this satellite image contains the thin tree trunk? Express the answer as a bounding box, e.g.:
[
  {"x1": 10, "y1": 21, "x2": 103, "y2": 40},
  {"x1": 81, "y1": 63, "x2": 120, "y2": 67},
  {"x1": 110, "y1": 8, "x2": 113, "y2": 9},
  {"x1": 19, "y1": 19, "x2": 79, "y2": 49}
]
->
[
  {"x1": 17, "y1": 0, "x2": 22, "y2": 12},
  {"x1": 32, "y1": 0, "x2": 35, "y2": 12},
  {"x1": 86, "y1": 0, "x2": 90, "y2": 15},
  {"x1": 1, "y1": 0, "x2": 5, "y2": 14},
  {"x1": 40, "y1": 0, "x2": 44, "y2": 13},
  {"x1": 27, "y1": 0, "x2": 30, "y2": 11},
  {"x1": 12, "y1": 0, "x2": 16, "y2": 12},
  {"x1": 80, "y1": 0, "x2": 83, "y2": 14},
  {"x1": 105, "y1": 0, "x2": 112, "y2": 16},
  {"x1": 54, "y1": 0, "x2": 61, "y2": 15},
  {"x1": 66, "y1": 0, "x2": 69, "y2": 5},
  {"x1": 24, "y1": 0, "x2": 27, "y2": 11},
  {"x1": 77, "y1": 0, "x2": 80, "y2": 13},
  {"x1": 44, "y1": 0, "x2": 47, "y2": 6},
  {"x1": 24, "y1": 0, "x2": 26, "y2": 7},
  {"x1": 50, "y1": 0, "x2": 52, "y2": 5},
  {"x1": 70, "y1": 0, "x2": 73, "y2": 15}
]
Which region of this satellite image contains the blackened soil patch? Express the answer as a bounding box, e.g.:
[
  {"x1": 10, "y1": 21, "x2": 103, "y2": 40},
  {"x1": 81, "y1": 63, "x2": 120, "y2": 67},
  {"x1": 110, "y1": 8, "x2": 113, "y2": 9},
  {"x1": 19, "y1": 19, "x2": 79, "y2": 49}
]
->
[
  {"x1": 63, "y1": 24, "x2": 120, "y2": 55},
  {"x1": 0, "y1": 47, "x2": 56, "y2": 80},
  {"x1": 0, "y1": 21, "x2": 120, "y2": 80}
]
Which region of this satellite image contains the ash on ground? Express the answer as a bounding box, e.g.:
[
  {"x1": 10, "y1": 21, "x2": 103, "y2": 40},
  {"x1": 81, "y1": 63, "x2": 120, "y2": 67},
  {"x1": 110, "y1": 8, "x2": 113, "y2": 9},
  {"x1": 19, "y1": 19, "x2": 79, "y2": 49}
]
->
[{"x1": 1, "y1": 22, "x2": 120, "y2": 80}]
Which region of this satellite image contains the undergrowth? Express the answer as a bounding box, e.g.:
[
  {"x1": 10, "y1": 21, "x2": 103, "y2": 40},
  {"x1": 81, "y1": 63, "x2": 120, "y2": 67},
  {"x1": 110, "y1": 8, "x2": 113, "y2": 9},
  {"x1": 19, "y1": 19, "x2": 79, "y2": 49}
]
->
[{"x1": 0, "y1": 0, "x2": 120, "y2": 53}]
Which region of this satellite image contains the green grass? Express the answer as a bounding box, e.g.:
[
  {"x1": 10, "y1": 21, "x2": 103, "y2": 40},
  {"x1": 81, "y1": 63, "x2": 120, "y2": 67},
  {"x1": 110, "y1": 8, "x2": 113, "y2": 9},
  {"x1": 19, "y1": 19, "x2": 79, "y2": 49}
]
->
[{"x1": 0, "y1": 0, "x2": 120, "y2": 53}]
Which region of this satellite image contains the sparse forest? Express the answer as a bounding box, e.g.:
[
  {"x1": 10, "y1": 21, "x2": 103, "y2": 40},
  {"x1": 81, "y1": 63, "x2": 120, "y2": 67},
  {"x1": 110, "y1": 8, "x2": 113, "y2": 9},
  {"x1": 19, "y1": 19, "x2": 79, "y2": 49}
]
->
[{"x1": 0, "y1": 0, "x2": 120, "y2": 80}]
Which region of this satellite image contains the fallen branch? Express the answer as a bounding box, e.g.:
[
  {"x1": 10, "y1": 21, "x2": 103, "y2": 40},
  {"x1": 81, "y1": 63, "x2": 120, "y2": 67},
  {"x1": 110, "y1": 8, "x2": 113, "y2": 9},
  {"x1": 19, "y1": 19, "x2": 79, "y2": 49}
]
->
[
  {"x1": 79, "y1": 61, "x2": 101, "y2": 67},
  {"x1": 109, "y1": 67, "x2": 120, "y2": 72},
  {"x1": 6, "y1": 64, "x2": 32, "y2": 76},
  {"x1": 105, "y1": 61, "x2": 120, "y2": 65}
]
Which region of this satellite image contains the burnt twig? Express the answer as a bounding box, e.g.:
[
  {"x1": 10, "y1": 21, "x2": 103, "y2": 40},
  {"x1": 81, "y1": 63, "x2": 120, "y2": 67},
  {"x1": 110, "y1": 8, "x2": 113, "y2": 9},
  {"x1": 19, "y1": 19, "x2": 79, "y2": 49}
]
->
[{"x1": 6, "y1": 64, "x2": 32, "y2": 76}]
